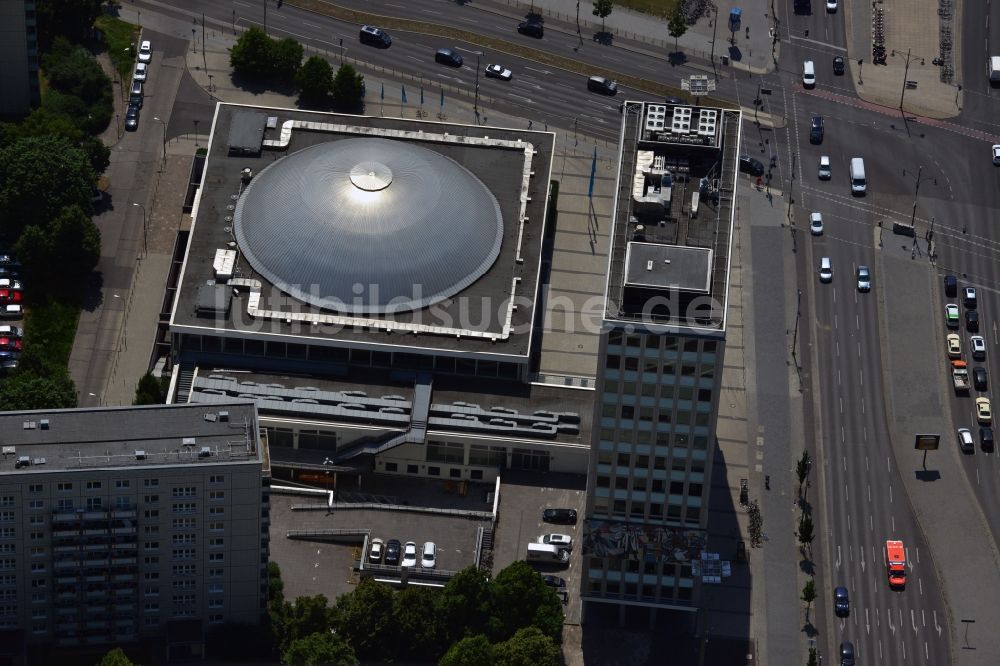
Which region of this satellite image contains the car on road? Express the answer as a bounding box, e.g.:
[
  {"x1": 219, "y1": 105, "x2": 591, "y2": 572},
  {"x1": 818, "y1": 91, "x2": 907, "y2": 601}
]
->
[
  {"x1": 819, "y1": 257, "x2": 833, "y2": 283},
  {"x1": 826, "y1": 0, "x2": 837, "y2": 11},
  {"x1": 384, "y1": 539, "x2": 401, "y2": 565},
  {"x1": 739, "y1": 155, "x2": 765, "y2": 176},
  {"x1": 946, "y1": 333, "x2": 962, "y2": 359},
  {"x1": 856, "y1": 266, "x2": 871, "y2": 292},
  {"x1": 542, "y1": 508, "x2": 578, "y2": 524},
  {"x1": 485, "y1": 64, "x2": 513, "y2": 81},
  {"x1": 538, "y1": 534, "x2": 573, "y2": 549},
  {"x1": 359, "y1": 25, "x2": 392, "y2": 47},
  {"x1": 133, "y1": 62, "x2": 147, "y2": 82},
  {"x1": 833, "y1": 56, "x2": 845, "y2": 75},
  {"x1": 435, "y1": 48, "x2": 463, "y2": 67},
  {"x1": 972, "y1": 335, "x2": 987, "y2": 360},
  {"x1": 839, "y1": 641, "x2": 855, "y2": 666},
  {"x1": 944, "y1": 274, "x2": 958, "y2": 296},
  {"x1": 981, "y1": 426, "x2": 995, "y2": 451},
  {"x1": 368, "y1": 538, "x2": 384, "y2": 564},
  {"x1": 802, "y1": 60, "x2": 816, "y2": 87},
  {"x1": 809, "y1": 212, "x2": 823, "y2": 235},
  {"x1": 833, "y1": 586, "x2": 849, "y2": 616},
  {"x1": 541, "y1": 573, "x2": 566, "y2": 588},
  {"x1": 818, "y1": 155, "x2": 831, "y2": 179},
  {"x1": 517, "y1": 20, "x2": 544, "y2": 38},
  {"x1": 945, "y1": 303, "x2": 960, "y2": 328},
  {"x1": 0, "y1": 305, "x2": 21, "y2": 319},
  {"x1": 993, "y1": 144, "x2": 1000, "y2": 166},
  {"x1": 959, "y1": 427, "x2": 975, "y2": 453},
  {"x1": 421, "y1": 542, "x2": 436, "y2": 569},
  {"x1": 964, "y1": 286, "x2": 977, "y2": 309},
  {"x1": 966, "y1": 309, "x2": 980, "y2": 332},
  {"x1": 809, "y1": 115, "x2": 824, "y2": 143},
  {"x1": 138, "y1": 40, "x2": 152, "y2": 63},
  {"x1": 977, "y1": 397, "x2": 992, "y2": 424},
  {"x1": 974, "y1": 366, "x2": 989, "y2": 391},
  {"x1": 587, "y1": 75, "x2": 618, "y2": 95},
  {"x1": 125, "y1": 104, "x2": 140, "y2": 131},
  {"x1": 401, "y1": 541, "x2": 418, "y2": 567}
]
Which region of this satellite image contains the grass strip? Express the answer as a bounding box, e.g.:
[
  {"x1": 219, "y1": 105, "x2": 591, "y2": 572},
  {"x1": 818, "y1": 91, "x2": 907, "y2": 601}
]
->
[{"x1": 96, "y1": 14, "x2": 140, "y2": 80}]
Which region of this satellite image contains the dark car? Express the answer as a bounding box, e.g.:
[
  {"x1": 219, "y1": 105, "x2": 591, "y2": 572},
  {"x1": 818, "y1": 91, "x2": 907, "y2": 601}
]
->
[
  {"x1": 384, "y1": 539, "x2": 402, "y2": 565},
  {"x1": 967, "y1": 309, "x2": 980, "y2": 332},
  {"x1": 809, "y1": 115, "x2": 824, "y2": 143},
  {"x1": 542, "y1": 508, "x2": 578, "y2": 524},
  {"x1": 517, "y1": 20, "x2": 544, "y2": 38},
  {"x1": 587, "y1": 75, "x2": 618, "y2": 95},
  {"x1": 833, "y1": 56, "x2": 845, "y2": 75},
  {"x1": 541, "y1": 574, "x2": 566, "y2": 588},
  {"x1": 944, "y1": 274, "x2": 957, "y2": 297},
  {"x1": 739, "y1": 155, "x2": 765, "y2": 177},
  {"x1": 840, "y1": 641, "x2": 855, "y2": 666},
  {"x1": 359, "y1": 25, "x2": 392, "y2": 48},
  {"x1": 981, "y1": 426, "x2": 995, "y2": 451},
  {"x1": 964, "y1": 286, "x2": 978, "y2": 309},
  {"x1": 125, "y1": 104, "x2": 140, "y2": 131},
  {"x1": 834, "y1": 586, "x2": 849, "y2": 617},
  {"x1": 435, "y1": 48, "x2": 463, "y2": 67},
  {"x1": 974, "y1": 366, "x2": 989, "y2": 391}
]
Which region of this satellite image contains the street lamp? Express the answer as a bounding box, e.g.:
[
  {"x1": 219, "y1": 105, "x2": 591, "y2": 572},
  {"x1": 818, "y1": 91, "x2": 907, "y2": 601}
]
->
[
  {"x1": 473, "y1": 51, "x2": 482, "y2": 124},
  {"x1": 153, "y1": 116, "x2": 167, "y2": 168},
  {"x1": 902, "y1": 165, "x2": 936, "y2": 233},
  {"x1": 891, "y1": 48, "x2": 925, "y2": 112},
  {"x1": 131, "y1": 202, "x2": 148, "y2": 257}
]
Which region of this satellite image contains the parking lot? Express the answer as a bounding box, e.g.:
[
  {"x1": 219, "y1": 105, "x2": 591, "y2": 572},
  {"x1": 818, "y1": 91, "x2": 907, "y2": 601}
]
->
[{"x1": 268, "y1": 492, "x2": 491, "y2": 602}]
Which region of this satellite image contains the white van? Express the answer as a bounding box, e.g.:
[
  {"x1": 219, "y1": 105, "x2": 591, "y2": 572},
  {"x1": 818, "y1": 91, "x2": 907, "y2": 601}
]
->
[
  {"x1": 527, "y1": 542, "x2": 570, "y2": 564},
  {"x1": 849, "y1": 157, "x2": 866, "y2": 194},
  {"x1": 803, "y1": 60, "x2": 816, "y2": 88},
  {"x1": 990, "y1": 56, "x2": 1000, "y2": 85}
]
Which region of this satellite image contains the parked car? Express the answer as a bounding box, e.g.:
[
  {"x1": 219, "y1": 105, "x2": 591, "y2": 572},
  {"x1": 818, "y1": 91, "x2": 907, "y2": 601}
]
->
[
  {"x1": 0, "y1": 337, "x2": 22, "y2": 352},
  {"x1": 834, "y1": 586, "x2": 849, "y2": 616},
  {"x1": 974, "y1": 366, "x2": 989, "y2": 391},
  {"x1": 818, "y1": 155, "x2": 831, "y2": 179},
  {"x1": 0, "y1": 279, "x2": 22, "y2": 291},
  {"x1": 945, "y1": 303, "x2": 960, "y2": 329},
  {"x1": 542, "y1": 508, "x2": 577, "y2": 524},
  {"x1": 993, "y1": 144, "x2": 1000, "y2": 166},
  {"x1": 485, "y1": 64, "x2": 513, "y2": 80},
  {"x1": 856, "y1": 266, "x2": 871, "y2": 292},
  {"x1": 833, "y1": 56, "x2": 845, "y2": 75},
  {"x1": 368, "y1": 538, "x2": 384, "y2": 563},
  {"x1": 138, "y1": 40, "x2": 152, "y2": 63},
  {"x1": 809, "y1": 115, "x2": 824, "y2": 143},
  {"x1": 809, "y1": 212, "x2": 823, "y2": 235},
  {"x1": 435, "y1": 48, "x2": 463, "y2": 67},
  {"x1": 384, "y1": 539, "x2": 401, "y2": 565},
  {"x1": 125, "y1": 104, "x2": 140, "y2": 131},
  {"x1": 0, "y1": 305, "x2": 22, "y2": 319},
  {"x1": 537, "y1": 534, "x2": 572, "y2": 549},
  {"x1": 133, "y1": 62, "x2": 148, "y2": 82},
  {"x1": 421, "y1": 542, "x2": 437, "y2": 569},
  {"x1": 977, "y1": 396, "x2": 992, "y2": 425},
  {"x1": 0, "y1": 325, "x2": 22, "y2": 338},
  {"x1": 971, "y1": 335, "x2": 987, "y2": 360},
  {"x1": 541, "y1": 573, "x2": 567, "y2": 588},
  {"x1": 0, "y1": 289, "x2": 22, "y2": 305},
  {"x1": 517, "y1": 20, "x2": 544, "y2": 37},
  {"x1": 739, "y1": 155, "x2": 765, "y2": 176},
  {"x1": 958, "y1": 427, "x2": 975, "y2": 453},
  {"x1": 587, "y1": 75, "x2": 618, "y2": 95},
  {"x1": 946, "y1": 333, "x2": 961, "y2": 359},
  {"x1": 401, "y1": 541, "x2": 418, "y2": 567}
]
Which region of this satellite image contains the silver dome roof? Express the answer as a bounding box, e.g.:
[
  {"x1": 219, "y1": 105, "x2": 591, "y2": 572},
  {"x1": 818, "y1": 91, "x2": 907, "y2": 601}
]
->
[{"x1": 234, "y1": 137, "x2": 504, "y2": 314}]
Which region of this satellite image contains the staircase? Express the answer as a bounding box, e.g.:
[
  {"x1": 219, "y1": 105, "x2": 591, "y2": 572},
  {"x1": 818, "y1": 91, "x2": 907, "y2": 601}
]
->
[{"x1": 174, "y1": 363, "x2": 195, "y2": 403}]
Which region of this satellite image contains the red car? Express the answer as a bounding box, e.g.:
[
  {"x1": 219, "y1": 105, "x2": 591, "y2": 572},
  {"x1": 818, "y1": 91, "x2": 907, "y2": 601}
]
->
[
  {"x1": 0, "y1": 337, "x2": 21, "y2": 352},
  {"x1": 0, "y1": 290, "x2": 21, "y2": 304}
]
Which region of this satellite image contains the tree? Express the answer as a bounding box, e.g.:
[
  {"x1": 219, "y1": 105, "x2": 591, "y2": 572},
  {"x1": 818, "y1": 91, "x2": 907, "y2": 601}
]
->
[
  {"x1": 0, "y1": 371, "x2": 77, "y2": 410},
  {"x1": 487, "y1": 561, "x2": 564, "y2": 642},
  {"x1": 796, "y1": 450, "x2": 812, "y2": 497},
  {"x1": 268, "y1": 561, "x2": 286, "y2": 604},
  {"x1": 439, "y1": 635, "x2": 496, "y2": 666},
  {"x1": 334, "y1": 579, "x2": 395, "y2": 660},
  {"x1": 230, "y1": 27, "x2": 276, "y2": 80},
  {"x1": 800, "y1": 579, "x2": 816, "y2": 618},
  {"x1": 797, "y1": 513, "x2": 815, "y2": 551},
  {"x1": 437, "y1": 566, "x2": 494, "y2": 645},
  {"x1": 295, "y1": 56, "x2": 334, "y2": 106},
  {"x1": 282, "y1": 631, "x2": 358, "y2": 666},
  {"x1": 43, "y1": 39, "x2": 112, "y2": 107},
  {"x1": 592, "y1": 0, "x2": 614, "y2": 33},
  {"x1": 0, "y1": 136, "x2": 94, "y2": 236},
  {"x1": 807, "y1": 646, "x2": 818, "y2": 666},
  {"x1": 494, "y1": 626, "x2": 561, "y2": 666},
  {"x1": 134, "y1": 371, "x2": 167, "y2": 405},
  {"x1": 391, "y1": 587, "x2": 443, "y2": 661},
  {"x1": 271, "y1": 595, "x2": 336, "y2": 656},
  {"x1": 80, "y1": 136, "x2": 111, "y2": 175},
  {"x1": 331, "y1": 64, "x2": 365, "y2": 112},
  {"x1": 667, "y1": 6, "x2": 688, "y2": 54},
  {"x1": 1, "y1": 109, "x2": 110, "y2": 175},
  {"x1": 96, "y1": 647, "x2": 136, "y2": 666},
  {"x1": 36, "y1": 0, "x2": 102, "y2": 49},
  {"x1": 273, "y1": 37, "x2": 305, "y2": 81},
  {"x1": 16, "y1": 205, "x2": 101, "y2": 295}
]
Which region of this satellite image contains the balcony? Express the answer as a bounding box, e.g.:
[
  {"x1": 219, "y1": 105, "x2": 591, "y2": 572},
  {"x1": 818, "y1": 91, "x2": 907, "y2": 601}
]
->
[
  {"x1": 85, "y1": 574, "x2": 107, "y2": 583},
  {"x1": 85, "y1": 590, "x2": 108, "y2": 599},
  {"x1": 112, "y1": 574, "x2": 135, "y2": 583},
  {"x1": 53, "y1": 544, "x2": 79, "y2": 553},
  {"x1": 113, "y1": 604, "x2": 135, "y2": 613},
  {"x1": 53, "y1": 529, "x2": 79, "y2": 537},
  {"x1": 112, "y1": 542, "x2": 137, "y2": 550},
  {"x1": 111, "y1": 526, "x2": 136, "y2": 535},
  {"x1": 55, "y1": 560, "x2": 82, "y2": 570},
  {"x1": 52, "y1": 511, "x2": 79, "y2": 523},
  {"x1": 57, "y1": 591, "x2": 77, "y2": 601},
  {"x1": 111, "y1": 509, "x2": 136, "y2": 518},
  {"x1": 82, "y1": 528, "x2": 109, "y2": 536},
  {"x1": 82, "y1": 510, "x2": 108, "y2": 520},
  {"x1": 56, "y1": 576, "x2": 78, "y2": 585},
  {"x1": 85, "y1": 620, "x2": 110, "y2": 630},
  {"x1": 113, "y1": 587, "x2": 134, "y2": 597},
  {"x1": 84, "y1": 558, "x2": 109, "y2": 567}
]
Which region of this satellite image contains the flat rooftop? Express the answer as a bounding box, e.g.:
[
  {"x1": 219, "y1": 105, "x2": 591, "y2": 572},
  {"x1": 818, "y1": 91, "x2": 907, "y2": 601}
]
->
[
  {"x1": 171, "y1": 103, "x2": 555, "y2": 359},
  {"x1": 603, "y1": 102, "x2": 741, "y2": 332},
  {"x1": 0, "y1": 402, "x2": 262, "y2": 474}
]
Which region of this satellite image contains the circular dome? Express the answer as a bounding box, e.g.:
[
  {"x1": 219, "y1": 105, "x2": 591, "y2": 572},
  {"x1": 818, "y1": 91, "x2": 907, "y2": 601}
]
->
[{"x1": 234, "y1": 137, "x2": 504, "y2": 314}]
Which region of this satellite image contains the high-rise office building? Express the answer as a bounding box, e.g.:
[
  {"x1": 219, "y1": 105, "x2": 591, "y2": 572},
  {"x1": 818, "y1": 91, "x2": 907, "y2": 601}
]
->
[
  {"x1": 582, "y1": 101, "x2": 741, "y2": 625},
  {"x1": 0, "y1": 0, "x2": 40, "y2": 116},
  {"x1": 0, "y1": 401, "x2": 269, "y2": 663}
]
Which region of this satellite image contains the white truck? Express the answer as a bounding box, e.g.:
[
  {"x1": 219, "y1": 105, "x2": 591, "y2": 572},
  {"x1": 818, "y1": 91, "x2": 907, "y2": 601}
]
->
[{"x1": 952, "y1": 360, "x2": 970, "y2": 393}]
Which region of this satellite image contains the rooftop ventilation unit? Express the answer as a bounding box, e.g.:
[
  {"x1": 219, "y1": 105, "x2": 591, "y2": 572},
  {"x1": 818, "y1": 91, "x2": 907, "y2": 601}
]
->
[
  {"x1": 644, "y1": 104, "x2": 667, "y2": 131},
  {"x1": 1, "y1": 447, "x2": 14, "y2": 457},
  {"x1": 14, "y1": 456, "x2": 30, "y2": 469},
  {"x1": 182, "y1": 437, "x2": 197, "y2": 447},
  {"x1": 671, "y1": 107, "x2": 693, "y2": 134},
  {"x1": 218, "y1": 411, "x2": 229, "y2": 422},
  {"x1": 22, "y1": 421, "x2": 35, "y2": 430},
  {"x1": 198, "y1": 447, "x2": 212, "y2": 458},
  {"x1": 39, "y1": 419, "x2": 49, "y2": 430},
  {"x1": 32, "y1": 458, "x2": 46, "y2": 466},
  {"x1": 135, "y1": 450, "x2": 146, "y2": 460},
  {"x1": 204, "y1": 413, "x2": 218, "y2": 422}
]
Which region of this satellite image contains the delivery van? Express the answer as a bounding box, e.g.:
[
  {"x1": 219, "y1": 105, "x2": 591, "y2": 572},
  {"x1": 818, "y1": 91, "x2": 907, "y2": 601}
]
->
[
  {"x1": 849, "y1": 157, "x2": 866, "y2": 195},
  {"x1": 526, "y1": 542, "x2": 570, "y2": 564}
]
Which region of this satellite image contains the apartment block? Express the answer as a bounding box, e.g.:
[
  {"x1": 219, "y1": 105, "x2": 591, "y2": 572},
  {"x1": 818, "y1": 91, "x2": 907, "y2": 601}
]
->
[{"x1": 0, "y1": 0, "x2": 40, "y2": 116}]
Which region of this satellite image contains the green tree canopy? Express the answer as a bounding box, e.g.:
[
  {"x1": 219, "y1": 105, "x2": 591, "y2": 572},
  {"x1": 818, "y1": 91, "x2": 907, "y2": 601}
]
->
[
  {"x1": 488, "y1": 561, "x2": 563, "y2": 642},
  {"x1": 272, "y1": 595, "x2": 336, "y2": 656},
  {"x1": 295, "y1": 56, "x2": 334, "y2": 106},
  {"x1": 43, "y1": 38, "x2": 112, "y2": 106},
  {"x1": 230, "y1": 27, "x2": 276, "y2": 80},
  {"x1": 273, "y1": 37, "x2": 305, "y2": 81},
  {"x1": 667, "y1": 6, "x2": 688, "y2": 53},
  {"x1": 331, "y1": 64, "x2": 365, "y2": 112},
  {"x1": 0, "y1": 135, "x2": 94, "y2": 236},
  {"x1": 2, "y1": 108, "x2": 111, "y2": 175},
  {"x1": 439, "y1": 634, "x2": 496, "y2": 666},
  {"x1": 37, "y1": 0, "x2": 102, "y2": 49},
  {"x1": 282, "y1": 631, "x2": 358, "y2": 666},
  {"x1": 134, "y1": 371, "x2": 167, "y2": 405},
  {"x1": 96, "y1": 647, "x2": 136, "y2": 666},
  {"x1": 16, "y1": 205, "x2": 101, "y2": 294},
  {"x1": 334, "y1": 579, "x2": 396, "y2": 660},
  {"x1": 494, "y1": 626, "x2": 561, "y2": 666},
  {"x1": 592, "y1": 0, "x2": 614, "y2": 31},
  {"x1": 0, "y1": 371, "x2": 77, "y2": 411},
  {"x1": 391, "y1": 587, "x2": 443, "y2": 661},
  {"x1": 437, "y1": 566, "x2": 493, "y2": 645}
]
